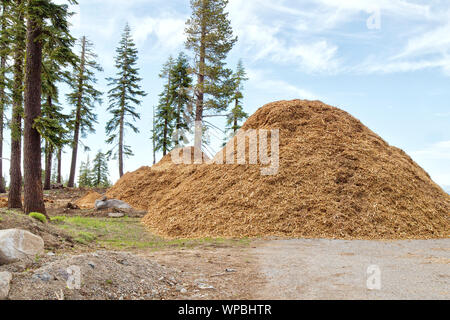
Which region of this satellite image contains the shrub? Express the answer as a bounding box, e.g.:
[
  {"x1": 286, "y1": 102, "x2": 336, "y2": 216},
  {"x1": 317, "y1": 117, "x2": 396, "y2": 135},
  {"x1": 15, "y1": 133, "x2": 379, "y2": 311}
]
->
[{"x1": 29, "y1": 212, "x2": 47, "y2": 224}]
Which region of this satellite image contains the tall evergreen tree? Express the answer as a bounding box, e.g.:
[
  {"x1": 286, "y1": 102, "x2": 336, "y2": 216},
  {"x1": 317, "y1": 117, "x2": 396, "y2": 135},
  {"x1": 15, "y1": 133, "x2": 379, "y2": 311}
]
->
[
  {"x1": 8, "y1": 0, "x2": 26, "y2": 209},
  {"x1": 92, "y1": 150, "x2": 109, "y2": 187},
  {"x1": 226, "y1": 60, "x2": 248, "y2": 135},
  {"x1": 0, "y1": 0, "x2": 12, "y2": 194},
  {"x1": 39, "y1": 21, "x2": 77, "y2": 190},
  {"x1": 154, "y1": 56, "x2": 175, "y2": 156},
  {"x1": 185, "y1": 0, "x2": 237, "y2": 156},
  {"x1": 105, "y1": 23, "x2": 146, "y2": 177},
  {"x1": 77, "y1": 155, "x2": 93, "y2": 188},
  {"x1": 23, "y1": 0, "x2": 77, "y2": 215},
  {"x1": 170, "y1": 52, "x2": 193, "y2": 146},
  {"x1": 67, "y1": 35, "x2": 102, "y2": 187}
]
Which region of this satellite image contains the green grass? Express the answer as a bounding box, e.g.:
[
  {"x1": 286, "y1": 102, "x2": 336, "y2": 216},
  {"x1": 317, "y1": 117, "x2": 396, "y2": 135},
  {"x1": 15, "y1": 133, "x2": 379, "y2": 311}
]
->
[
  {"x1": 74, "y1": 231, "x2": 97, "y2": 244},
  {"x1": 51, "y1": 215, "x2": 250, "y2": 251},
  {"x1": 29, "y1": 212, "x2": 47, "y2": 223}
]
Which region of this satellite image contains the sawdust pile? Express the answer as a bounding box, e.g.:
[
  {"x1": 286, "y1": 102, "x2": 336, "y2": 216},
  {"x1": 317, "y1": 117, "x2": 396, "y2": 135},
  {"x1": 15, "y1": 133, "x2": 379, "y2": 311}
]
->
[
  {"x1": 106, "y1": 147, "x2": 209, "y2": 210},
  {"x1": 109, "y1": 100, "x2": 450, "y2": 239},
  {"x1": 75, "y1": 191, "x2": 103, "y2": 209}
]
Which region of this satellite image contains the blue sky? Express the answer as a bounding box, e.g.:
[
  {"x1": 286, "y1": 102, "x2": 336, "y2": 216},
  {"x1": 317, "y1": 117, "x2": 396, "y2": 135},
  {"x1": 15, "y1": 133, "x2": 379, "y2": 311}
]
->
[{"x1": 11, "y1": 0, "x2": 449, "y2": 191}]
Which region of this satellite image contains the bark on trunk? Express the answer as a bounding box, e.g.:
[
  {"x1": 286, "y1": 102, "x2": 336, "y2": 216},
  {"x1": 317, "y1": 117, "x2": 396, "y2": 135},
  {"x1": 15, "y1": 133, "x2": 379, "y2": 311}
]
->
[
  {"x1": 57, "y1": 147, "x2": 62, "y2": 184},
  {"x1": 68, "y1": 36, "x2": 86, "y2": 187},
  {"x1": 162, "y1": 74, "x2": 171, "y2": 156},
  {"x1": 0, "y1": 54, "x2": 6, "y2": 194},
  {"x1": 118, "y1": 111, "x2": 124, "y2": 177},
  {"x1": 8, "y1": 0, "x2": 25, "y2": 209},
  {"x1": 44, "y1": 142, "x2": 53, "y2": 191},
  {"x1": 44, "y1": 96, "x2": 53, "y2": 190},
  {"x1": 0, "y1": 3, "x2": 7, "y2": 194},
  {"x1": 152, "y1": 105, "x2": 156, "y2": 165},
  {"x1": 193, "y1": 19, "x2": 206, "y2": 163},
  {"x1": 233, "y1": 98, "x2": 238, "y2": 134},
  {"x1": 23, "y1": 18, "x2": 46, "y2": 215}
]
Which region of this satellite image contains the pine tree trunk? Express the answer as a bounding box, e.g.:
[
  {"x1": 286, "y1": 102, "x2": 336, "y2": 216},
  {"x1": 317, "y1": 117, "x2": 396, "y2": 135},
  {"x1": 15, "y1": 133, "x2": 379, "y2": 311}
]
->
[
  {"x1": 194, "y1": 15, "x2": 206, "y2": 162},
  {"x1": 23, "y1": 18, "x2": 46, "y2": 215},
  {"x1": 44, "y1": 96, "x2": 53, "y2": 190},
  {"x1": 118, "y1": 111, "x2": 124, "y2": 177},
  {"x1": 68, "y1": 36, "x2": 86, "y2": 188},
  {"x1": 163, "y1": 74, "x2": 172, "y2": 156},
  {"x1": 44, "y1": 142, "x2": 53, "y2": 191},
  {"x1": 8, "y1": 0, "x2": 25, "y2": 209},
  {"x1": 57, "y1": 147, "x2": 62, "y2": 184},
  {"x1": 0, "y1": 53, "x2": 6, "y2": 194},
  {"x1": 233, "y1": 98, "x2": 238, "y2": 134},
  {"x1": 0, "y1": 2, "x2": 7, "y2": 194},
  {"x1": 152, "y1": 105, "x2": 156, "y2": 165}
]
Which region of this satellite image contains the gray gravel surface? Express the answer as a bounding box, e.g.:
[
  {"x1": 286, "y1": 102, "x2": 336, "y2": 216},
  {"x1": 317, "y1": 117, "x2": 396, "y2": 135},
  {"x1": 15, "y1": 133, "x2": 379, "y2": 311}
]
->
[{"x1": 252, "y1": 239, "x2": 450, "y2": 300}]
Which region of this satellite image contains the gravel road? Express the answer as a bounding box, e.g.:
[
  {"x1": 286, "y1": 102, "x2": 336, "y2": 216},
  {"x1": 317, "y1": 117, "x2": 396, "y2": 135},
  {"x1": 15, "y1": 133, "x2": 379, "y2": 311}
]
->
[{"x1": 251, "y1": 239, "x2": 450, "y2": 300}]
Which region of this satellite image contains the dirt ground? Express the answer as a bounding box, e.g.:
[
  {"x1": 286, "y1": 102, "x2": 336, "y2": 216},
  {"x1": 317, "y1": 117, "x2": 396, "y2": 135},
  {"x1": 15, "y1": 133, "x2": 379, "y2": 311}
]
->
[{"x1": 1, "y1": 189, "x2": 449, "y2": 300}]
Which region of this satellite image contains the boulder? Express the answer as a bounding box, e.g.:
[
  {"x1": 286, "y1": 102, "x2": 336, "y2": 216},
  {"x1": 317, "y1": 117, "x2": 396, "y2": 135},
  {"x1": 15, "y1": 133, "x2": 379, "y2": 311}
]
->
[
  {"x1": 95, "y1": 199, "x2": 132, "y2": 211},
  {"x1": 108, "y1": 212, "x2": 125, "y2": 218},
  {"x1": 0, "y1": 229, "x2": 45, "y2": 265},
  {"x1": 0, "y1": 271, "x2": 12, "y2": 300}
]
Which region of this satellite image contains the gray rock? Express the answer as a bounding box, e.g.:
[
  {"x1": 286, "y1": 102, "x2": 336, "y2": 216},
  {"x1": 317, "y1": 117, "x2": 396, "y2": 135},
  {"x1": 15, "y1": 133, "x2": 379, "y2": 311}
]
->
[
  {"x1": 108, "y1": 212, "x2": 125, "y2": 218},
  {"x1": 197, "y1": 282, "x2": 215, "y2": 290},
  {"x1": 32, "y1": 272, "x2": 52, "y2": 282},
  {"x1": 0, "y1": 229, "x2": 45, "y2": 265},
  {"x1": 0, "y1": 271, "x2": 12, "y2": 300},
  {"x1": 95, "y1": 199, "x2": 132, "y2": 211}
]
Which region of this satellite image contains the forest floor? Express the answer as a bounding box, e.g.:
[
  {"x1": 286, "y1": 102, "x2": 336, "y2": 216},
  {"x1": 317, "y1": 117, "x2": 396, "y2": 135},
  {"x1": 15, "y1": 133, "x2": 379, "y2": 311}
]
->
[{"x1": 1, "y1": 189, "x2": 449, "y2": 300}]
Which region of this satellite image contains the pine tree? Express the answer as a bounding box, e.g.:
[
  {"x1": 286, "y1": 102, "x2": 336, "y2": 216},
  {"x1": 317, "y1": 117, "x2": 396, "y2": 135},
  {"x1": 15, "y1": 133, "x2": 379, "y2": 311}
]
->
[
  {"x1": 185, "y1": 0, "x2": 237, "y2": 155},
  {"x1": 226, "y1": 60, "x2": 248, "y2": 135},
  {"x1": 154, "y1": 56, "x2": 175, "y2": 156},
  {"x1": 67, "y1": 35, "x2": 102, "y2": 187},
  {"x1": 38, "y1": 20, "x2": 77, "y2": 190},
  {"x1": 170, "y1": 52, "x2": 193, "y2": 146},
  {"x1": 92, "y1": 150, "x2": 109, "y2": 187},
  {"x1": 8, "y1": 0, "x2": 26, "y2": 209},
  {"x1": 77, "y1": 155, "x2": 93, "y2": 188},
  {"x1": 23, "y1": 0, "x2": 77, "y2": 215},
  {"x1": 105, "y1": 23, "x2": 146, "y2": 177},
  {"x1": 0, "y1": 0, "x2": 12, "y2": 194}
]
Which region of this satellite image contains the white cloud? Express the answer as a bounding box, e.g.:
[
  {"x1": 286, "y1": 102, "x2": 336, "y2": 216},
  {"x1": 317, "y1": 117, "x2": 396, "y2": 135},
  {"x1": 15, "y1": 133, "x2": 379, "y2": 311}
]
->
[
  {"x1": 248, "y1": 69, "x2": 319, "y2": 100},
  {"x1": 129, "y1": 15, "x2": 187, "y2": 51},
  {"x1": 409, "y1": 140, "x2": 450, "y2": 187},
  {"x1": 228, "y1": 0, "x2": 341, "y2": 73},
  {"x1": 411, "y1": 141, "x2": 450, "y2": 160}
]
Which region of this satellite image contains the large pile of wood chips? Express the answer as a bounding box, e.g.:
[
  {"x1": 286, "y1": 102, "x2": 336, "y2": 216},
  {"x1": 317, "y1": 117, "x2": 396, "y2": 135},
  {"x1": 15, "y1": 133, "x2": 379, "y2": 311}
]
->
[{"x1": 107, "y1": 100, "x2": 450, "y2": 239}]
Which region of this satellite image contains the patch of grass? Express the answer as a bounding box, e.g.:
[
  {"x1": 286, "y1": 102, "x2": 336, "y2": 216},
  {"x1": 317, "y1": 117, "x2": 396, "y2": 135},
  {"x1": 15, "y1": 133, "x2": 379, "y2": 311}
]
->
[
  {"x1": 74, "y1": 231, "x2": 96, "y2": 244},
  {"x1": 50, "y1": 216, "x2": 66, "y2": 224},
  {"x1": 0, "y1": 208, "x2": 21, "y2": 215},
  {"x1": 52, "y1": 216, "x2": 251, "y2": 251},
  {"x1": 29, "y1": 212, "x2": 47, "y2": 224}
]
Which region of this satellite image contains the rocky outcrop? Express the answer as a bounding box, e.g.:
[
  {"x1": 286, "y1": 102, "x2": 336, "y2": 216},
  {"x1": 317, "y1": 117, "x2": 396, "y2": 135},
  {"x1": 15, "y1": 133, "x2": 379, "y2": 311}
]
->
[
  {"x1": 0, "y1": 271, "x2": 12, "y2": 299},
  {"x1": 0, "y1": 229, "x2": 45, "y2": 265}
]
